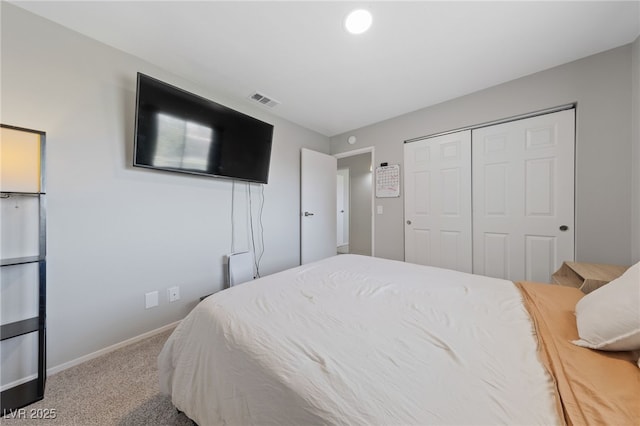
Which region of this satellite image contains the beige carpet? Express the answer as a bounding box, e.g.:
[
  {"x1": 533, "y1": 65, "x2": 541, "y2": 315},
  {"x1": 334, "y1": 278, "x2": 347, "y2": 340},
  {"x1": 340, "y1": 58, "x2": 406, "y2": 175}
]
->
[{"x1": 2, "y1": 329, "x2": 194, "y2": 425}]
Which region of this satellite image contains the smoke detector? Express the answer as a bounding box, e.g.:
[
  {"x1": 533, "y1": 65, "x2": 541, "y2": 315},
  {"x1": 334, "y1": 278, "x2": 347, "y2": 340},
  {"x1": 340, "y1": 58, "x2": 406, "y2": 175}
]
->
[{"x1": 248, "y1": 92, "x2": 280, "y2": 108}]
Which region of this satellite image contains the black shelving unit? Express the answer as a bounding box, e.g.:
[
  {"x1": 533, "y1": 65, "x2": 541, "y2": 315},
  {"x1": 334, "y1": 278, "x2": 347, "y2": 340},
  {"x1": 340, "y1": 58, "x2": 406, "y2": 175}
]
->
[{"x1": 0, "y1": 124, "x2": 46, "y2": 412}]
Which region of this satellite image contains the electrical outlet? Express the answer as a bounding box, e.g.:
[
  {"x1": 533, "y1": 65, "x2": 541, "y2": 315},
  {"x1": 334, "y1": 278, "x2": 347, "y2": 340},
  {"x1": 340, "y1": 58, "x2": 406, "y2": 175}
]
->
[
  {"x1": 168, "y1": 286, "x2": 180, "y2": 302},
  {"x1": 145, "y1": 291, "x2": 158, "y2": 309}
]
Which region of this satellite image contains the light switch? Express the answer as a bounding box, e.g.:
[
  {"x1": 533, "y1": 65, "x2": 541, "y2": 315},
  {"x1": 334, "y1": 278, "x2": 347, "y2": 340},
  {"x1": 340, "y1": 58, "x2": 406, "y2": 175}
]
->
[{"x1": 377, "y1": 205, "x2": 383, "y2": 215}]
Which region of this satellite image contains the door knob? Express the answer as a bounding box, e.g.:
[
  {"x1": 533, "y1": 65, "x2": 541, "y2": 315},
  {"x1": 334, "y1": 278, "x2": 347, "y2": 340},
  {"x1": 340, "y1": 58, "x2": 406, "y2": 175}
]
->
[
  {"x1": 559, "y1": 225, "x2": 569, "y2": 231},
  {"x1": 406, "y1": 220, "x2": 412, "y2": 225},
  {"x1": 304, "y1": 211, "x2": 314, "y2": 216}
]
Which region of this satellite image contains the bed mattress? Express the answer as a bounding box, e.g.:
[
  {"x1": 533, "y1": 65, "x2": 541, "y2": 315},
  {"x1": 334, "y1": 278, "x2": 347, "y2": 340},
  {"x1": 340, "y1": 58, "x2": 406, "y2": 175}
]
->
[{"x1": 159, "y1": 255, "x2": 565, "y2": 425}]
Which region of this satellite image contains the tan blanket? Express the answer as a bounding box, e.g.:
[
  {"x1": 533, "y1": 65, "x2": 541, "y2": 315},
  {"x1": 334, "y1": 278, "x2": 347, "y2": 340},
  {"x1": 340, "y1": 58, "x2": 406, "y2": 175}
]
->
[{"x1": 516, "y1": 282, "x2": 640, "y2": 426}]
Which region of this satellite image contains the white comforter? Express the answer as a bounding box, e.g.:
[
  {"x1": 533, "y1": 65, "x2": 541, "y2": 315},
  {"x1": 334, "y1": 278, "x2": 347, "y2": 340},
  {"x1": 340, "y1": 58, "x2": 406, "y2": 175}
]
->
[{"x1": 158, "y1": 255, "x2": 559, "y2": 425}]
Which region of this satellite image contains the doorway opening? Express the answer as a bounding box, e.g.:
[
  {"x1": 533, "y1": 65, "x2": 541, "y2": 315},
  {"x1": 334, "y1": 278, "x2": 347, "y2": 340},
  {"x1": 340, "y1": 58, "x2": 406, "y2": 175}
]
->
[{"x1": 335, "y1": 147, "x2": 375, "y2": 256}]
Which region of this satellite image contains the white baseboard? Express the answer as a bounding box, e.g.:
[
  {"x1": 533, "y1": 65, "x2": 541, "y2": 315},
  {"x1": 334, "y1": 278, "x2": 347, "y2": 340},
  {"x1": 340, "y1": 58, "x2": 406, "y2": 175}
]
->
[
  {"x1": 46, "y1": 321, "x2": 180, "y2": 376},
  {"x1": 1, "y1": 322, "x2": 180, "y2": 392}
]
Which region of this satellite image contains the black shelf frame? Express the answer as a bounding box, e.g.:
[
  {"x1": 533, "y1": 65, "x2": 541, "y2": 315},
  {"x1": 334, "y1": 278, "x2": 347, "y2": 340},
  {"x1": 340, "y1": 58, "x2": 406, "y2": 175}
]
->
[
  {"x1": 0, "y1": 256, "x2": 43, "y2": 267},
  {"x1": 0, "y1": 379, "x2": 44, "y2": 415},
  {"x1": 0, "y1": 124, "x2": 47, "y2": 413},
  {"x1": 0, "y1": 317, "x2": 39, "y2": 341}
]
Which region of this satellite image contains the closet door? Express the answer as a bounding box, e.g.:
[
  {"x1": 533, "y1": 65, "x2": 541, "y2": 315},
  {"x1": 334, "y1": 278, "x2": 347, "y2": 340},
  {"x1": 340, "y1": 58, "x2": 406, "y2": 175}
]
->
[
  {"x1": 472, "y1": 109, "x2": 575, "y2": 282},
  {"x1": 404, "y1": 131, "x2": 472, "y2": 272}
]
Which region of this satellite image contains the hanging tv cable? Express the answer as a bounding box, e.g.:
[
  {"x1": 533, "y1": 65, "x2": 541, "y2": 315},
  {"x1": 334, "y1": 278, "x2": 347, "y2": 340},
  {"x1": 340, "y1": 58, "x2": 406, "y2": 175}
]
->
[
  {"x1": 248, "y1": 183, "x2": 266, "y2": 278},
  {"x1": 256, "y1": 184, "x2": 266, "y2": 273},
  {"x1": 230, "y1": 180, "x2": 236, "y2": 253},
  {"x1": 248, "y1": 183, "x2": 258, "y2": 277}
]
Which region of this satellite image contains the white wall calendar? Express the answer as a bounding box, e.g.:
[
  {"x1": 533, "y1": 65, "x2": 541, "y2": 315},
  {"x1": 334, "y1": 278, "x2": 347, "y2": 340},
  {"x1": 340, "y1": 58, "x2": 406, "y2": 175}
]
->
[{"x1": 375, "y1": 164, "x2": 400, "y2": 198}]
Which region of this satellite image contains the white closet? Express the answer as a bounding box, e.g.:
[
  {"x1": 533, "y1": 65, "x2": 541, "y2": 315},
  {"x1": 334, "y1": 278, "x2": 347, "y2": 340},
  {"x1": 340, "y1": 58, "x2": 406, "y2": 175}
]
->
[{"x1": 404, "y1": 109, "x2": 575, "y2": 282}]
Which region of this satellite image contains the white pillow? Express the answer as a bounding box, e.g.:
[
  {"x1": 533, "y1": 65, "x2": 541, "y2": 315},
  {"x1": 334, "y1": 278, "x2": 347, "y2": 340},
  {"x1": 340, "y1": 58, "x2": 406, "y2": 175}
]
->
[{"x1": 572, "y1": 261, "x2": 640, "y2": 351}]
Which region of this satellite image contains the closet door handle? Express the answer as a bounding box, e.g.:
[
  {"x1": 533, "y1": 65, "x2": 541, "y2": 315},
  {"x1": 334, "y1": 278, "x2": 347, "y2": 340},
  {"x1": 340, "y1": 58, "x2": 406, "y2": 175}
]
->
[{"x1": 304, "y1": 211, "x2": 314, "y2": 217}]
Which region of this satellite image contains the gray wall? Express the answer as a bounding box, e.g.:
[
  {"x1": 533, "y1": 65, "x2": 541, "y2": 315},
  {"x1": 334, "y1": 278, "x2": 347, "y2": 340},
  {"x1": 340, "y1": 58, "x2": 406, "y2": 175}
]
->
[
  {"x1": 1, "y1": 4, "x2": 329, "y2": 370},
  {"x1": 332, "y1": 44, "x2": 635, "y2": 266},
  {"x1": 632, "y1": 36, "x2": 640, "y2": 264},
  {"x1": 337, "y1": 154, "x2": 372, "y2": 256}
]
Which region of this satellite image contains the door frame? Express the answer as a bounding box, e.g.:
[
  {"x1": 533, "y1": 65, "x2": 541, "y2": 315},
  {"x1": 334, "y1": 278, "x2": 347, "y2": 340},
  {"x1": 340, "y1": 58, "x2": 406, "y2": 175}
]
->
[{"x1": 334, "y1": 146, "x2": 375, "y2": 257}]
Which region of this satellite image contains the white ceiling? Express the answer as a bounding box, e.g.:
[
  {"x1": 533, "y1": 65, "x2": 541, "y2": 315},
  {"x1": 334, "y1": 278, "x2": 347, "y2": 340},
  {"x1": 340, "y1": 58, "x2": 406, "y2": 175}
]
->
[{"x1": 11, "y1": 1, "x2": 640, "y2": 137}]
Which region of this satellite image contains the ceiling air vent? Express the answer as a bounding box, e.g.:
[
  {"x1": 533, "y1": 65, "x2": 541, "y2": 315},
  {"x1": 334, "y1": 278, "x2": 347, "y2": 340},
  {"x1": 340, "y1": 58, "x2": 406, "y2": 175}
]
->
[{"x1": 248, "y1": 92, "x2": 280, "y2": 108}]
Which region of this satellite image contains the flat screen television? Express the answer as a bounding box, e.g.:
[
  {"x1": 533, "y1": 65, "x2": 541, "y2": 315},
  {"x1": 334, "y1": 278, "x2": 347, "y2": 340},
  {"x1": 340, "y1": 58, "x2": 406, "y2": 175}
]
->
[{"x1": 133, "y1": 73, "x2": 273, "y2": 184}]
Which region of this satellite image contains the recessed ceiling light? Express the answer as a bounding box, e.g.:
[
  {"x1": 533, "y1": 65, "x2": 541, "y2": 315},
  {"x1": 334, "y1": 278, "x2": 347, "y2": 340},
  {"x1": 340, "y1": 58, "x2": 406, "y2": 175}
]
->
[{"x1": 345, "y1": 9, "x2": 372, "y2": 35}]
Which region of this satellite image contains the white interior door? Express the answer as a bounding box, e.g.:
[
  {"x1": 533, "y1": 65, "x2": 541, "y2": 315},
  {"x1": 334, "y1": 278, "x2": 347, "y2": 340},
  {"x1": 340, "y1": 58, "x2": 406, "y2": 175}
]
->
[
  {"x1": 404, "y1": 130, "x2": 472, "y2": 272},
  {"x1": 336, "y1": 172, "x2": 346, "y2": 246},
  {"x1": 472, "y1": 109, "x2": 575, "y2": 282},
  {"x1": 301, "y1": 148, "x2": 337, "y2": 264}
]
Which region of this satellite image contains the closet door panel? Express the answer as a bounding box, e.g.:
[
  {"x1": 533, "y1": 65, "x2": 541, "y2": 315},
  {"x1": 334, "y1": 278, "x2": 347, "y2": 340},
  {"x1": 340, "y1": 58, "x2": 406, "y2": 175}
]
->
[
  {"x1": 404, "y1": 131, "x2": 472, "y2": 272},
  {"x1": 482, "y1": 232, "x2": 510, "y2": 279},
  {"x1": 473, "y1": 109, "x2": 575, "y2": 282},
  {"x1": 525, "y1": 235, "x2": 556, "y2": 282}
]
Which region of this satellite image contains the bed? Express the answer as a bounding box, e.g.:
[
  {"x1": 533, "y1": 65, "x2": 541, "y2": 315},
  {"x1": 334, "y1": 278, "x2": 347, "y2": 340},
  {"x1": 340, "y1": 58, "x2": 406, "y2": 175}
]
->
[{"x1": 158, "y1": 254, "x2": 640, "y2": 425}]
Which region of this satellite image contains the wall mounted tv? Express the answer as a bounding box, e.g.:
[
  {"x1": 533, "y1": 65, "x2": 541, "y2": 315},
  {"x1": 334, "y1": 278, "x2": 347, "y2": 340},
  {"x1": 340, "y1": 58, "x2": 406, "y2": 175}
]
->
[{"x1": 134, "y1": 73, "x2": 274, "y2": 184}]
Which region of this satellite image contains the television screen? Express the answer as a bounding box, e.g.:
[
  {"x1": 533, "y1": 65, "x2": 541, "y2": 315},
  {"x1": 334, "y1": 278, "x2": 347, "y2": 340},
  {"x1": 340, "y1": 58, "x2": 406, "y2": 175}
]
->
[{"x1": 134, "y1": 73, "x2": 273, "y2": 184}]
